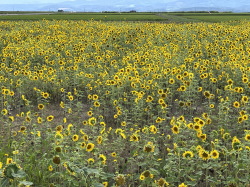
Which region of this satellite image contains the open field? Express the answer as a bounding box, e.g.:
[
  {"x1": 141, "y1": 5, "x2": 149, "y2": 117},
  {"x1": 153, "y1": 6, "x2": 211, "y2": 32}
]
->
[
  {"x1": 0, "y1": 11, "x2": 249, "y2": 22},
  {"x1": 0, "y1": 18, "x2": 250, "y2": 186},
  {"x1": 0, "y1": 12, "x2": 167, "y2": 21}
]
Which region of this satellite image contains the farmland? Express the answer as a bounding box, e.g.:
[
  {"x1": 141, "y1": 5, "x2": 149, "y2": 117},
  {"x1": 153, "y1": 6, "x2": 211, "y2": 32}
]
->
[
  {"x1": 0, "y1": 11, "x2": 249, "y2": 22},
  {"x1": 0, "y1": 14, "x2": 250, "y2": 187}
]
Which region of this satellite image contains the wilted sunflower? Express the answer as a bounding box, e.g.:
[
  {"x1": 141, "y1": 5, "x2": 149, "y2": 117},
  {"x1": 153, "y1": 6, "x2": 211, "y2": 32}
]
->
[
  {"x1": 55, "y1": 146, "x2": 62, "y2": 153},
  {"x1": 53, "y1": 155, "x2": 61, "y2": 165},
  {"x1": 143, "y1": 142, "x2": 155, "y2": 153},
  {"x1": 115, "y1": 174, "x2": 125, "y2": 186},
  {"x1": 142, "y1": 170, "x2": 150, "y2": 178}
]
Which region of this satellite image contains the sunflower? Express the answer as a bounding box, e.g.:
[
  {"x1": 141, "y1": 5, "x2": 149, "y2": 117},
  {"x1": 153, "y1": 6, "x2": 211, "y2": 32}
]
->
[
  {"x1": 47, "y1": 115, "x2": 54, "y2": 122},
  {"x1": 1, "y1": 109, "x2": 8, "y2": 115},
  {"x1": 244, "y1": 134, "x2": 250, "y2": 141},
  {"x1": 93, "y1": 101, "x2": 100, "y2": 107},
  {"x1": 37, "y1": 117, "x2": 42, "y2": 124},
  {"x1": 149, "y1": 125, "x2": 158, "y2": 134},
  {"x1": 81, "y1": 142, "x2": 86, "y2": 148},
  {"x1": 130, "y1": 134, "x2": 140, "y2": 141},
  {"x1": 19, "y1": 126, "x2": 26, "y2": 132},
  {"x1": 88, "y1": 117, "x2": 96, "y2": 125},
  {"x1": 238, "y1": 116, "x2": 245, "y2": 123},
  {"x1": 6, "y1": 158, "x2": 13, "y2": 165},
  {"x1": 171, "y1": 125, "x2": 179, "y2": 134},
  {"x1": 87, "y1": 158, "x2": 95, "y2": 164},
  {"x1": 60, "y1": 101, "x2": 65, "y2": 108},
  {"x1": 210, "y1": 150, "x2": 219, "y2": 159},
  {"x1": 68, "y1": 95, "x2": 74, "y2": 101},
  {"x1": 111, "y1": 152, "x2": 117, "y2": 157},
  {"x1": 241, "y1": 96, "x2": 249, "y2": 103},
  {"x1": 169, "y1": 78, "x2": 175, "y2": 84},
  {"x1": 72, "y1": 134, "x2": 79, "y2": 142},
  {"x1": 156, "y1": 178, "x2": 169, "y2": 186},
  {"x1": 56, "y1": 125, "x2": 63, "y2": 132},
  {"x1": 42, "y1": 92, "x2": 49, "y2": 99},
  {"x1": 198, "y1": 133, "x2": 207, "y2": 141},
  {"x1": 178, "y1": 183, "x2": 188, "y2": 187},
  {"x1": 158, "y1": 99, "x2": 165, "y2": 105},
  {"x1": 48, "y1": 165, "x2": 53, "y2": 171},
  {"x1": 38, "y1": 104, "x2": 44, "y2": 110},
  {"x1": 86, "y1": 143, "x2": 95, "y2": 152},
  {"x1": 193, "y1": 123, "x2": 201, "y2": 131},
  {"x1": 232, "y1": 136, "x2": 242, "y2": 151},
  {"x1": 203, "y1": 91, "x2": 210, "y2": 98},
  {"x1": 146, "y1": 95, "x2": 154, "y2": 102},
  {"x1": 199, "y1": 150, "x2": 210, "y2": 160},
  {"x1": 182, "y1": 151, "x2": 194, "y2": 159},
  {"x1": 233, "y1": 101, "x2": 240, "y2": 108},
  {"x1": 96, "y1": 136, "x2": 103, "y2": 144},
  {"x1": 92, "y1": 94, "x2": 99, "y2": 100},
  {"x1": 87, "y1": 111, "x2": 93, "y2": 116},
  {"x1": 102, "y1": 182, "x2": 108, "y2": 187},
  {"x1": 139, "y1": 175, "x2": 145, "y2": 180}
]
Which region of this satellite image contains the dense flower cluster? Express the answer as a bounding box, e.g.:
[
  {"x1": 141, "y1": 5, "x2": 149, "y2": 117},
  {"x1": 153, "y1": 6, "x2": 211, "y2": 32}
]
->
[{"x1": 0, "y1": 20, "x2": 250, "y2": 186}]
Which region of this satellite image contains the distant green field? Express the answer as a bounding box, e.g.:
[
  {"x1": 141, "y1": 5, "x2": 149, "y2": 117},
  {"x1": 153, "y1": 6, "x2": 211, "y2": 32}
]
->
[
  {"x1": 0, "y1": 12, "x2": 167, "y2": 21},
  {"x1": 160, "y1": 12, "x2": 250, "y2": 22},
  {"x1": 0, "y1": 12, "x2": 249, "y2": 22}
]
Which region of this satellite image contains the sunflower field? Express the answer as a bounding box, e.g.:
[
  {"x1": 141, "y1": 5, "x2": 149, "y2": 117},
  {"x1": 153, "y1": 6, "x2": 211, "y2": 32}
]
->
[{"x1": 0, "y1": 19, "x2": 250, "y2": 187}]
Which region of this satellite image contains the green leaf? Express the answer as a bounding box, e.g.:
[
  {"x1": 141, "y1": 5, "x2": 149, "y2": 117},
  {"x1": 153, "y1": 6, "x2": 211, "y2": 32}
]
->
[
  {"x1": 12, "y1": 170, "x2": 26, "y2": 178},
  {"x1": 93, "y1": 183, "x2": 104, "y2": 187},
  {"x1": 19, "y1": 181, "x2": 34, "y2": 186},
  {"x1": 86, "y1": 168, "x2": 100, "y2": 175},
  {"x1": 1, "y1": 178, "x2": 9, "y2": 187}
]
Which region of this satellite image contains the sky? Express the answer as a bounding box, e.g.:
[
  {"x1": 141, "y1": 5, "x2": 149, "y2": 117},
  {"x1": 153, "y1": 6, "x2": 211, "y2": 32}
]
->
[{"x1": 0, "y1": 0, "x2": 249, "y2": 12}]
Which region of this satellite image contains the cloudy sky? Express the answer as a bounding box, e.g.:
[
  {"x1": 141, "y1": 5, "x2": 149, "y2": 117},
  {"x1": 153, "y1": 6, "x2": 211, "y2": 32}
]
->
[{"x1": 0, "y1": 0, "x2": 249, "y2": 12}]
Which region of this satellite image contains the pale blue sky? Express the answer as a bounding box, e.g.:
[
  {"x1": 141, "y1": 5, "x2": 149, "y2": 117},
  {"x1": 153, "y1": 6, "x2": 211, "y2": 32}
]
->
[{"x1": 0, "y1": 0, "x2": 249, "y2": 12}]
